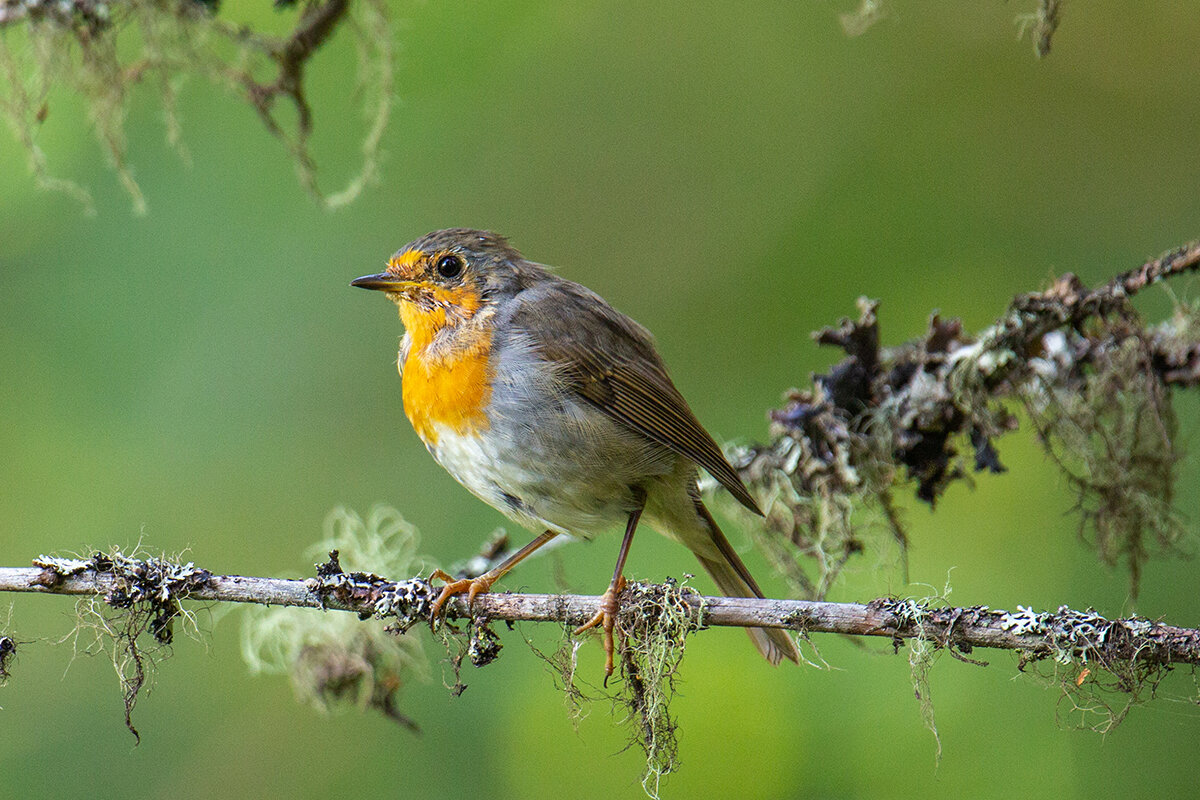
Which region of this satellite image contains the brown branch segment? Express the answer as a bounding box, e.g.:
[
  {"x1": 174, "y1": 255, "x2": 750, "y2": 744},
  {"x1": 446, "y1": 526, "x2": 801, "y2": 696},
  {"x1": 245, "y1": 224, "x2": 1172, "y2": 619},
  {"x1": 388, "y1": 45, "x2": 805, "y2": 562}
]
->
[
  {"x1": 243, "y1": 0, "x2": 350, "y2": 148},
  {"x1": 3, "y1": 563, "x2": 1198, "y2": 669}
]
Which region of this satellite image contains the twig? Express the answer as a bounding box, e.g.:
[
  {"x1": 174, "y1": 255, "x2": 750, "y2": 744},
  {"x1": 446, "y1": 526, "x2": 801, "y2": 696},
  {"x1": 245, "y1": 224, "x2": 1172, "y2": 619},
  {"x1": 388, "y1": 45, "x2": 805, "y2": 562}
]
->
[
  {"x1": 2, "y1": 564, "x2": 1197, "y2": 668},
  {"x1": 242, "y1": 0, "x2": 350, "y2": 141}
]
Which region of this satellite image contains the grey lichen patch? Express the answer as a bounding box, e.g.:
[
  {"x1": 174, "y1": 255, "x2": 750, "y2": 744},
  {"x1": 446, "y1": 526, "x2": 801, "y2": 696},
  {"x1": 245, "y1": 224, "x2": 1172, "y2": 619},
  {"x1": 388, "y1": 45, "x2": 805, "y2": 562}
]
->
[
  {"x1": 0, "y1": 0, "x2": 394, "y2": 212},
  {"x1": 1000, "y1": 603, "x2": 1180, "y2": 732},
  {"x1": 243, "y1": 506, "x2": 431, "y2": 730},
  {"x1": 35, "y1": 546, "x2": 212, "y2": 741},
  {"x1": 999, "y1": 605, "x2": 1153, "y2": 664},
  {"x1": 868, "y1": 593, "x2": 1191, "y2": 737},
  {"x1": 305, "y1": 549, "x2": 435, "y2": 634},
  {"x1": 466, "y1": 616, "x2": 503, "y2": 666}
]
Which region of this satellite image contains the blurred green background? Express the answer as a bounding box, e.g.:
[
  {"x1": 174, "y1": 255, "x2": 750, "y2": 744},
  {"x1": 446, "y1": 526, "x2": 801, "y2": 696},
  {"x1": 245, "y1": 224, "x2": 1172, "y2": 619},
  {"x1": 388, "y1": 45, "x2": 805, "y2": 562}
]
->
[{"x1": 3, "y1": 1, "x2": 1199, "y2": 797}]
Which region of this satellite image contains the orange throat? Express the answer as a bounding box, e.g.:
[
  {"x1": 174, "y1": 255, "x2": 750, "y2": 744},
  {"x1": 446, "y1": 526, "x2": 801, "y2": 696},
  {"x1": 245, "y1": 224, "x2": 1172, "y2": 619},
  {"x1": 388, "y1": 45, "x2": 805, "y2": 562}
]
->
[{"x1": 398, "y1": 297, "x2": 492, "y2": 447}]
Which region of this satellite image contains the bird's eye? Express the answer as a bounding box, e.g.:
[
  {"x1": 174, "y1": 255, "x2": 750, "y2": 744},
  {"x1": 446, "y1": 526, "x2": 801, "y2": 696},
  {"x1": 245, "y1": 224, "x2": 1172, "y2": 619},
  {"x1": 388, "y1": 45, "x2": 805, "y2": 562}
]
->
[{"x1": 435, "y1": 254, "x2": 464, "y2": 278}]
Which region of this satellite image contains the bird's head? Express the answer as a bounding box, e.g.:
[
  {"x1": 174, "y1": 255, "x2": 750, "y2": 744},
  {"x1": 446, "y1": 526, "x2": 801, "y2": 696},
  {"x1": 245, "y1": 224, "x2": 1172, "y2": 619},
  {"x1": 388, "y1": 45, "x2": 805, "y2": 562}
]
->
[{"x1": 352, "y1": 229, "x2": 536, "y2": 332}]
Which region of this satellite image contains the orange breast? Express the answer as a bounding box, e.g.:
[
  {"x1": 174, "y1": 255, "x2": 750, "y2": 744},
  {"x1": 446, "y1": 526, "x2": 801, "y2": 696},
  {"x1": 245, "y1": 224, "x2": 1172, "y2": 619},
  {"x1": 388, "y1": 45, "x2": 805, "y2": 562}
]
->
[{"x1": 399, "y1": 301, "x2": 492, "y2": 446}]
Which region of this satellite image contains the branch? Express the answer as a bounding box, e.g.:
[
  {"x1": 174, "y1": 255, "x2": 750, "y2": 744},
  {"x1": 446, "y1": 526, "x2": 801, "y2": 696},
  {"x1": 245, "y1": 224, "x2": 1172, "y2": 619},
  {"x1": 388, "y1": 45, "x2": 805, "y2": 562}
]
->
[
  {"x1": 3, "y1": 558, "x2": 1198, "y2": 670},
  {"x1": 733, "y1": 242, "x2": 1200, "y2": 600},
  {"x1": 241, "y1": 0, "x2": 351, "y2": 155}
]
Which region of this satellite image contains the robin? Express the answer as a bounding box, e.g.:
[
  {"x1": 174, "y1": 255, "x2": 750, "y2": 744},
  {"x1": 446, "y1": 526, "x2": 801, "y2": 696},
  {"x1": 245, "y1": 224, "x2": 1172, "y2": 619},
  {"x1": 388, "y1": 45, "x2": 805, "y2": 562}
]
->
[{"x1": 352, "y1": 228, "x2": 800, "y2": 675}]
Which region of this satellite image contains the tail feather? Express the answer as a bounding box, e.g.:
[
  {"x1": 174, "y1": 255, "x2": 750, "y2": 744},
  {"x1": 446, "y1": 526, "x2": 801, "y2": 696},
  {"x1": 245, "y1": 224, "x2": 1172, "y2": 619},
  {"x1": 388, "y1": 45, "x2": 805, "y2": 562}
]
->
[{"x1": 693, "y1": 500, "x2": 800, "y2": 666}]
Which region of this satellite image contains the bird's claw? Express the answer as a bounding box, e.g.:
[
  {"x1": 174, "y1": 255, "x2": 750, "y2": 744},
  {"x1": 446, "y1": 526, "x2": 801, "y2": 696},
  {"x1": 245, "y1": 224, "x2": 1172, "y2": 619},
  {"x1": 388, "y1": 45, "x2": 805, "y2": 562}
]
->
[
  {"x1": 574, "y1": 576, "x2": 627, "y2": 682},
  {"x1": 429, "y1": 568, "x2": 494, "y2": 629}
]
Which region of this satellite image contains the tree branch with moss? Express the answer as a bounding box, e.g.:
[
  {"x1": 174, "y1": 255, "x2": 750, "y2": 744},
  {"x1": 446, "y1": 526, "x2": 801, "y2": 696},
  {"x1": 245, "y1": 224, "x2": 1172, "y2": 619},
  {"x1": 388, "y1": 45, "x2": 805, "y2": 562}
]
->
[
  {"x1": 3, "y1": 555, "x2": 1199, "y2": 669},
  {"x1": 731, "y1": 242, "x2": 1200, "y2": 601},
  {"x1": 1, "y1": 0, "x2": 1073, "y2": 216}
]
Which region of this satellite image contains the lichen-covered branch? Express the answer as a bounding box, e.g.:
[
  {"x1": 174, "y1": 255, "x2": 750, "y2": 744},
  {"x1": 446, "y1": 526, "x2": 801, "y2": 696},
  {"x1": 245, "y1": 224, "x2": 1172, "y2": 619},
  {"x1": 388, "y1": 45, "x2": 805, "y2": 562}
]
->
[
  {"x1": 732, "y1": 243, "x2": 1200, "y2": 600},
  {"x1": 3, "y1": 557, "x2": 1198, "y2": 669}
]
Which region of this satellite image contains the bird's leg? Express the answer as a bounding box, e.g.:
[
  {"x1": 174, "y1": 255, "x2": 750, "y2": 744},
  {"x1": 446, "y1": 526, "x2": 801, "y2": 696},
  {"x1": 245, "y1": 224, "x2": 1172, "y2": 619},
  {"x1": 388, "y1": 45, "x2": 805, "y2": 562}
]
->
[
  {"x1": 575, "y1": 488, "x2": 646, "y2": 680},
  {"x1": 430, "y1": 530, "x2": 558, "y2": 624}
]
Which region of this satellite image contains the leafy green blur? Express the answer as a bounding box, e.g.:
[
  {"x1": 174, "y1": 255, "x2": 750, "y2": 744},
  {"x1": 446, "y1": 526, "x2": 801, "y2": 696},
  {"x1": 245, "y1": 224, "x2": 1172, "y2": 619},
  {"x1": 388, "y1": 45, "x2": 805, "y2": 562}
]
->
[{"x1": 2, "y1": 2, "x2": 1199, "y2": 797}]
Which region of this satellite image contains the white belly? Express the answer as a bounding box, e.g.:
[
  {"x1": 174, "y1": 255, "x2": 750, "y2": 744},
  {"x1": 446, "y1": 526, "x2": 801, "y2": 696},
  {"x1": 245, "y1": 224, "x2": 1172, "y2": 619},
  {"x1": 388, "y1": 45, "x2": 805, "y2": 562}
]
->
[{"x1": 427, "y1": 421, "x2": 661, "y2": 540}]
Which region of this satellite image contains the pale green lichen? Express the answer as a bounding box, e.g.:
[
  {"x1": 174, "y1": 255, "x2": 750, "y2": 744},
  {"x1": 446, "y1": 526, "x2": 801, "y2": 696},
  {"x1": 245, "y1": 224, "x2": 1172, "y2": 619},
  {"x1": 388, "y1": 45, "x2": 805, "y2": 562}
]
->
[
  {"x1": 0, "y1": 0, "x2": 394, "y2": 212},
  {"x1": 524, "y1": 578, "x2": 707, "y2": 797},
  {"x1": 1020, "y1": 326, "x2": 1183, "y2": 600},
  {"x1": 242, "y1": 506, "x2": 430, "y2": 730},
  {"x1": 876, "y1": 581, "x2": 959, "y2": 762},
  {"x1": 613, "y1": 578, "x2": 705, "y2": 800}
]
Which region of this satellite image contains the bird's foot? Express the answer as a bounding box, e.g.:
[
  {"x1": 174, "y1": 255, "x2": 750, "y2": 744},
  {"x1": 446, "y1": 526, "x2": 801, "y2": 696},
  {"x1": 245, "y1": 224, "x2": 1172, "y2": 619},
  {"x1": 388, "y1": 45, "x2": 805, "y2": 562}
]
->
[
  {"x1": 429, "y1": 568, "x2": 494, "y2": 627},
  {"x1": 574, "y1": 576, "x2": 627, "y2": 682}
]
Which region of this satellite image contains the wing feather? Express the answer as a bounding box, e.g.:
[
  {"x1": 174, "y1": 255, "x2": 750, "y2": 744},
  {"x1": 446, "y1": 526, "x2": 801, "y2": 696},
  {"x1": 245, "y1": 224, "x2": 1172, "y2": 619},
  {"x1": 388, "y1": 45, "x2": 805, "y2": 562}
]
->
[{"x1": 512, "y1": 280, "x2": 762, "y2": 515}]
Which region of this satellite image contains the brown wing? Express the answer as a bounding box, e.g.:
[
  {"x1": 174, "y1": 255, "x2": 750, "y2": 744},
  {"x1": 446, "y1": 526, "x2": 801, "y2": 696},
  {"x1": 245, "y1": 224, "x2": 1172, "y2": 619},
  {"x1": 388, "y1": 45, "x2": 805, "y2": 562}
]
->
[{"x1": 512, "y1": 279, "x2": 763, "y2": 515}]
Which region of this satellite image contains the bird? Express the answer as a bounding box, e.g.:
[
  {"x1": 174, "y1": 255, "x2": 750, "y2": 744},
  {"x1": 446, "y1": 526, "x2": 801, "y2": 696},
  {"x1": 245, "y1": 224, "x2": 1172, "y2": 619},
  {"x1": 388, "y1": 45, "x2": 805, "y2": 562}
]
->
[{"x1": 352, "y1": 228, "x2": 800, "y2": 675}]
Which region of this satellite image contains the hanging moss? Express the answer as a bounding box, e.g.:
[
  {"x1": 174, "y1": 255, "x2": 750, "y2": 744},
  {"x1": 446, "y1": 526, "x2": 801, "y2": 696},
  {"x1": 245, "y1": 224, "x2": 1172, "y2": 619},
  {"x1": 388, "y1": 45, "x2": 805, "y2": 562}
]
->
[{"x1": 0, "y1": 0, "x2": 393, "y2": 212}]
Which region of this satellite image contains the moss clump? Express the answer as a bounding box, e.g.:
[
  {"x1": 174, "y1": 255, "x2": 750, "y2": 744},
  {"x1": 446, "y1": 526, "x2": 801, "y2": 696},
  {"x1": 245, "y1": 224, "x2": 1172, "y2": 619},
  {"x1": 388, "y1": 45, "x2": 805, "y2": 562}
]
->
[
  {"x1": 733, "y1": 259, "x2": 1199, "y2": 604},
  {"x1": 609, "y1": 578, "x2": 703, "y2": 799},
  {"x1": 34, "y1": 545, "x2": 212, "y2": 741}
]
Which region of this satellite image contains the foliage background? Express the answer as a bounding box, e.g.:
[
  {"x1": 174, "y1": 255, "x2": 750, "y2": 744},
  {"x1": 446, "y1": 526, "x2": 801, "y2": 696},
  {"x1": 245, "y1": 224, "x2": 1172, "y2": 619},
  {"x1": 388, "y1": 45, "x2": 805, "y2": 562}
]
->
[{"x1": 2, "y1": 1, "x2": 1199, "y2": 797}]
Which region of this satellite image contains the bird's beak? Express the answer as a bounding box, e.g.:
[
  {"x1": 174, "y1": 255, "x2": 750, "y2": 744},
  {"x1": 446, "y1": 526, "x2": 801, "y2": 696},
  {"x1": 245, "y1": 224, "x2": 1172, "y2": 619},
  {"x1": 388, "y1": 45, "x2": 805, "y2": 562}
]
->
[{"x1": 350, "y1": 273, "x2": 414, "y2": 292}]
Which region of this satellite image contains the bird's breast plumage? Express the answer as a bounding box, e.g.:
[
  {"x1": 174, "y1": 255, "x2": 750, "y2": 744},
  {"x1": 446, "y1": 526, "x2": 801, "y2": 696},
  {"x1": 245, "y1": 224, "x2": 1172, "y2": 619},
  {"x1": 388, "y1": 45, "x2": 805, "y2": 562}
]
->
[
  {"x1": 402, "y1": 317, "x2": 679, "y2": 539},
  {"x1": 398, "y1": 297, "x2": 493, "y2": 446}
]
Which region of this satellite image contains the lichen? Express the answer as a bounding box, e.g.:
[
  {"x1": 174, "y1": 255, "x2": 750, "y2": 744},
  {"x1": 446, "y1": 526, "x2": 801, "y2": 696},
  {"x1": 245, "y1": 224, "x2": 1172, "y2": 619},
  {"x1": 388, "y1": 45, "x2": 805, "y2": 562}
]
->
[
  {"x1": 0, "y1": 0, "x2": 394, "y2": 212},
  {"x1": 36, "y1": 544, "x2": 212, "y2": 741},
  {"x1": 731, "y1": 257, "x2": 1199, "y2": 604},
  {"x1": 869, "y1": 594, "x2": 1189, "y2": 737},
  {"x1": 1002, "y1": 602, "x2": 1180, "y2": 733},
  {"x1": 872, "y1": 582, "x2": 962, "y2": 762},
  {"x1": 1015, "y1": 0, "x2": 1061, "y2": 58},
  {"x1": 1019, "y1": 316, "x2": 1184, "y2": 599},
  {"x1": 533, "y1": 631, "x2": 589, "y2": 725},
  {"x1": 530, "y1": 577, "x2": 705, "y2": 798},
  {"x1": 242, "y1": 505, "x2": 430, "y2": 730},
  {"x1": 607, "y1": 578, "x2": 704, "y2": 799}
]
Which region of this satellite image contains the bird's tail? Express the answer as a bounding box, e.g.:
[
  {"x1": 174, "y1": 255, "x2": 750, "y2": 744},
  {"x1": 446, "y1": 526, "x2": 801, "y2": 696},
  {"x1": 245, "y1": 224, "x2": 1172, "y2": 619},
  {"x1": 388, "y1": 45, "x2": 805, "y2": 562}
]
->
[{"x1": 692, "y1": 500, "x2": 801, "y2": 666}]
